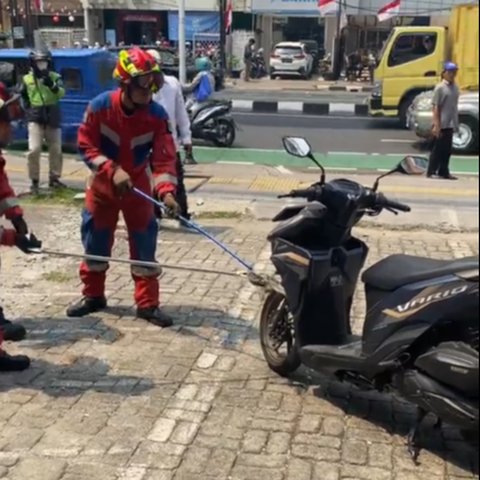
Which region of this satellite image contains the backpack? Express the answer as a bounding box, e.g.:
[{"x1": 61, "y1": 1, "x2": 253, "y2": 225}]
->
[{"x1": 194, "y1": 73, "x2": 213, "y2": 102}]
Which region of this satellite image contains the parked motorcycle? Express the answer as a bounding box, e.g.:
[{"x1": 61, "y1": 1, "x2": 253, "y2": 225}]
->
[
  {"x1": 250, "y1": 48, "x2": 268, "y2": 79},
  {"x1": 189, "y1": 100, "x2": 236, "y2": 148},
  {"x1": 250, "y1": 137, "x2": 479, "y2": 460}
]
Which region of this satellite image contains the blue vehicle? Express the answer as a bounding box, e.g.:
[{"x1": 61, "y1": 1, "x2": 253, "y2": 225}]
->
[{"x1": 0, "y1": 48, "x2": 117, "y2": 146}]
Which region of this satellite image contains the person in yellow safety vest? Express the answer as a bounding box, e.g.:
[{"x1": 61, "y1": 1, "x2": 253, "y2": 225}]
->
[{"x1": 20, "y1": 50, "x2": 65, "y2": 194}]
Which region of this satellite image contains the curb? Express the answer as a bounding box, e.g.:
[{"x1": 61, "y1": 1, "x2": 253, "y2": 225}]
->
[
  {"x1": 225, "y1": 82, "x2": 373, "y2": 94},
  {"x1": 232, "y1": 100, "x2": 369, "y2": 116}
]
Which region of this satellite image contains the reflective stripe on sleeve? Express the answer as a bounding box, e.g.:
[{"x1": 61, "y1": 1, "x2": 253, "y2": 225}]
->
[
  {"x1": 90, "y1": 155, "x2": 109, "y2": 170},
  {"x1": 0, "y1": 197, "x2": 19, "y2": 215},
  {"x1": 154, "y1": 174, "x2": 178, "y2": 187}
]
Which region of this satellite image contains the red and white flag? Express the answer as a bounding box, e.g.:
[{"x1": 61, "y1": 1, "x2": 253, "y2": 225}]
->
[
  {"x1": 33, "y1": 0, "x2": 44, "y2": 12},
  {"x1": 377, "y1": 0, "x2": 401, "y2": 22},
  {"x1": 318, "y1": 0, "x2": 339, "y2": 16},
  {"x1": 225, "y1": 0, "x2": 233, "y2": 34}
]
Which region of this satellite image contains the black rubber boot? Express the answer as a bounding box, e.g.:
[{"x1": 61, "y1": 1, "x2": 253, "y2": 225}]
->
[
  {"x1": 30, "y1": 180, "x2": 40, "y2": 195},
  {"x1": 0, "y1": 351, "x2": 31, "y2": 372},
  {"x1": 67, "y1": 297, "x2": 107, "y2": 318},
  {"x1": 49, "y1": 177, "x2": 67, "y2": 189},
  {"x1": 0, "y1": 307, "x2": 26, "y2": 342},
  {"x1": 136, "y1": 307, "x2": 173, "y2": 328}
]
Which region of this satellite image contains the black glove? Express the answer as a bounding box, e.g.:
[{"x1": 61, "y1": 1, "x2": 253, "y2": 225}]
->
[
  {"x1": 15, "y1": 233, "x2": 42, "y2": 254},
  {"x1": 11, "y1": 216, "x2": 28, "y2": 236},
  {"x1": 42, "y1": 75, "x2": 54, "y2": 88}
]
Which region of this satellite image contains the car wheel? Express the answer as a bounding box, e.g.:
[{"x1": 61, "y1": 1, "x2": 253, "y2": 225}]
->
[
  {"x1": 453, "y1": 117, "x2": 478, "y2": 153},
  {"x1": 399, "y1": 94, "x2": 417, "y2": 129}
]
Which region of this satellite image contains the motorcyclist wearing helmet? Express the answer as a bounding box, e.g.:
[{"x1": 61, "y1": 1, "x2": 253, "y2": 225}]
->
[
  {"x1": 67, "y1": 48, "x2": 179, "y2": 327},
  {"x1": 21, "y1": 50, "x2": 65, "y2": 194},
  {"x1": 183, "y1": 56, "x2": 215, "y2": 110},
  {"x1": 148, "y1": 49, "x2": 194, "y2": 225}
]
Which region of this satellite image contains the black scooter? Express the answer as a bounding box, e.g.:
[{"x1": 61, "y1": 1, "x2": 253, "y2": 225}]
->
[
  {"x1": 189, "y1": 100, "x2": 236, "y2": 148},
  {"x1": 252, "y1": 137, "x2": 479, "y2": 460}
]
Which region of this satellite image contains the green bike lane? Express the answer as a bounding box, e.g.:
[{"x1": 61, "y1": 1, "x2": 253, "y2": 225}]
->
[{"x1": 193, "y1": 146, "x2": 479, "y2": 175}]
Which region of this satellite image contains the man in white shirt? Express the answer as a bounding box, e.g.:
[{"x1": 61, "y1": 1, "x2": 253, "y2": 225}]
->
[{"x1": 148, "y1": 50, "x2": 195, "y2": 221}]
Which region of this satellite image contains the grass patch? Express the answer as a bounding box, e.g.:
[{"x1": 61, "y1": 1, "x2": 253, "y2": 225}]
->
[
  {"x1": 42, "y1": 270, "x2": 73, "y2": 283},
  {"x1": 20, "y1": 187, "x2": 83, "y2": 206},
  {"x1": 196, "y1": 211, "x2": 245, "y2": 220}
]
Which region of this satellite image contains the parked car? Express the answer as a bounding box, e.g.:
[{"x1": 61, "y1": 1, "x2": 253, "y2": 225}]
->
[
  {"x1": 407, "y1": 90, "x2": 479, "y2": 154},
  {"x1": 270, "y1": 42, "x2": 313, "y2": 80},
  {"x1": 299, "y1": 39, "x2": 320, "y2": 72},
  {"x1": 0, "y1": 48, "x2": 117, "y2": 147}
]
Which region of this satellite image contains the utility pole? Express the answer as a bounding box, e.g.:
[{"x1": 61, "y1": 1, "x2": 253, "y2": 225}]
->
[
  {"x1": 332, "y1": 0, "x2": 345, "y2": 80},
  {"x1": 178, "y1": 0, "x2": 186, "y2": 84},
  {"x1": 218, "y1": 0, "x2": 226, "y2": 88}
]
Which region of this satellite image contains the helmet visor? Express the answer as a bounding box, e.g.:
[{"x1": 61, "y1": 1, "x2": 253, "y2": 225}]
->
[{"x1": 132, "y1": 72, "x2": 155, "y2": 89}]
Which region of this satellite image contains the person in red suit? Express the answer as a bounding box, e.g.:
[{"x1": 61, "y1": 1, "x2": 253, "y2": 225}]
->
[
  {"x1": 0, "y1": 82, "x2": 42, "y2": 371},
  {"x1": 67, "y1": 48, "x2": 180, "y2": 327}
]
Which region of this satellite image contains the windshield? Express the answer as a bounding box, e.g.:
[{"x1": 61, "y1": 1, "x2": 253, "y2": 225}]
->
[
  {"x1": 378, "y1": 30, "x2": 395, "y2": 64},
  {"x1": 275, "y1": 47, "x2": 303, "y2": 56}
]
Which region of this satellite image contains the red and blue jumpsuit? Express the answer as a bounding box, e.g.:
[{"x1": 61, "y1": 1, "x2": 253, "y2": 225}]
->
[
  {"x1": 78, "y1": 89, "x2": 177, "y2": 308},
  {"x1": 0, "y1": 152, "x2": 24, "y2": 348}
]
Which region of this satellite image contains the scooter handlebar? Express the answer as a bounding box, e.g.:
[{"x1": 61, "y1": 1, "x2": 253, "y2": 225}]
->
[{"x1": 375, "y1": 193, "x2": 411, "y2": 213}]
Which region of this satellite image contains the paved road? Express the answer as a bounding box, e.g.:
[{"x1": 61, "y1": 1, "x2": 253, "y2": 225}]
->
[
  {"x1": 231, "y1": 113, "x2": 433, "y2": 155},
  {"x1": 1, "y1": 206, "x2": 478, "y2": 480}
]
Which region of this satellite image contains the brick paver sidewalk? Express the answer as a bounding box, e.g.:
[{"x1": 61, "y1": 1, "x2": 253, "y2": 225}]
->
[{"x1": 0, "y1": 206, "x2": 478, "y2": 480}]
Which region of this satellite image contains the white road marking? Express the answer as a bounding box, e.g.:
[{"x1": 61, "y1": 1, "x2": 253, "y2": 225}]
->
[
  {"x1": 232, "y1": 112, "x2": 368, "y2": 121},
  {"x1": 216, "y1": 161, "x2": 255, "y2": 165},
  {"x1": 278, "y1": 102, "x2": 304, "y2": 113},
  {"x1": 327, "y1": 151, "x2": 367, "y2": 156},
  {"x1": 276, "y1": 166, "x2": 293, "y2": 175},
  {"x1": 381, "y1": 139, "x2": 414, "y2": 143},
  {"x1": 329, "y1": 103, "x2": 356, "y2": 114},
  {"x1": 232, "y1": 100, "x2": 254, "y2": 110}
]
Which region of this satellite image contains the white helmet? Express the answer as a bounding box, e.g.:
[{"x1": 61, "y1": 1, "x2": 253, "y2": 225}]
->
[{"x1": 146, "y1": 49, "x2": 162, "y2": 65}]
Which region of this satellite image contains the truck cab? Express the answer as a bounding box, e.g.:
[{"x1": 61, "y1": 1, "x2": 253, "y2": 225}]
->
[
  {"x1": 369, "y1": 4, "x2": 479, "y2": 127},
  {"x1": 369, "y1": 26, "x2": 446, "y2": 126}
]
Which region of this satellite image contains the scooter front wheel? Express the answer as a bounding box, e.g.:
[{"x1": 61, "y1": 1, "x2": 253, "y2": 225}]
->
[{"x1": 260, "y1": 291, "x2": 301, "y2": 377}]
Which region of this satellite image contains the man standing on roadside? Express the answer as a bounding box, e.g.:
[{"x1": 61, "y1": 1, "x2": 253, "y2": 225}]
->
[
  {"x1": 148, "y1": 50, "x2": 194, "y2": 223},
  {"x1": 243, "y1": 38, "x2": 256, "y2": 82},
  {"x1": 21, "y1": 50, "x2": 65, "y2": 194},
  {"x1": 427, "y1": 62, "x2": 460, "y2": 180}
]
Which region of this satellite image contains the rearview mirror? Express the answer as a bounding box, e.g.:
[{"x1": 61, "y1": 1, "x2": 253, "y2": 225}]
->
[
  {"x1": 283, "y1": 137, "x2": 312, "y2": 158},
  {"x1": 398, "y1": 156, "x2": 428, "y2": 175}
]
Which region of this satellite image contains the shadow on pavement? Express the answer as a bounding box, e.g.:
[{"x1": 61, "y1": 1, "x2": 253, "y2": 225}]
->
[
  {"x1": 307, "y1": 376, "x2": 479, "y2": 476},
  {"x1": 18, "y1": 315, "x2": 122, "y2": 349},
  {"x1": 0, "y1": 356, "x2": 154, "y2": 397}
]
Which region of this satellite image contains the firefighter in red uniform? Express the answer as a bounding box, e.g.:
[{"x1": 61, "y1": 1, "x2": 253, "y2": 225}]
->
[
  {"x1": 67, "y1": 48, "x2": 179, "y2": 327},
  {"x1": 0, "y1": 82, "x2": 42, "y2": 371}
]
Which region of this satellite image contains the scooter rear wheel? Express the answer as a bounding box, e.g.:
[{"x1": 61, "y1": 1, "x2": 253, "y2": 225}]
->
[
  {"x1": 260, "y1": 291, "x2": 301, "y2": 377},
  {"x1": 213, "y1": 119, "x2": 236, "y2": 148}
]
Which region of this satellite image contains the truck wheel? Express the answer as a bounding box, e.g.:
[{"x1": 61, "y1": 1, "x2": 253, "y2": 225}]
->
[
  {"x1": 399, "y1": 95, "x2": 416, "y2": 129},
  {"x1": 453, "y1": 117, "x2": 479, "y2": 153},
  {"x1": 259, "y1": 291, "x2": 301, "y2": 377}
]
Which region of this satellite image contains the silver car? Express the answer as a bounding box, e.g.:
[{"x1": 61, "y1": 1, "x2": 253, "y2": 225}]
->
[{"x1": 407, "y1": 91, "x2": 479, "y2": 154}]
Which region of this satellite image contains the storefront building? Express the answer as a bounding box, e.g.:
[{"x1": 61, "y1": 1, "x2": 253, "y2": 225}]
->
[
  {"x1": 84, "y1": 0, "x2": 251, "y2": 46},
  {"x1": 252, "y1": 0, "x2": 472, "y2": 57}
]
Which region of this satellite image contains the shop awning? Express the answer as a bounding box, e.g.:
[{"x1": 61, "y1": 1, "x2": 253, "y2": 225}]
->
[{"x1": 168, "y1": 12, "x2": 220, "y2": 42}]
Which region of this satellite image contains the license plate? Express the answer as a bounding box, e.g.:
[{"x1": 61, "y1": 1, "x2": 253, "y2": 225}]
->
[{"x1": 282, "y1": 58, "x2": 293, "y2": 64}]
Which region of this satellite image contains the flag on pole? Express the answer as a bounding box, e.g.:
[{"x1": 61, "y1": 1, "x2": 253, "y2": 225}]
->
[
  {"x1": 33, "y1": 0, "x2": 44, "y2": 13},
  {"x1": 225, "y1": 0, "x2": 233, "y2": 34},
  {"x1": 377, "y1": 0, "x2": 401, "y2": 22},
  {"x1": 318, "y1": 0, "x2": 339, "y2": 16}
]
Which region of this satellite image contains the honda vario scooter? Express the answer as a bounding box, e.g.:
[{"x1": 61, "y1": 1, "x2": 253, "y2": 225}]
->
[{"x1": 251, "y1": 137, "x2": 479, "y2": 460}]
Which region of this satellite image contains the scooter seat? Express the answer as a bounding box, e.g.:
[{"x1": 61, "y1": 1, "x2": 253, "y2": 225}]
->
[{"x1": 362, "y1": 254, "x2": 479, "y2": 291}]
